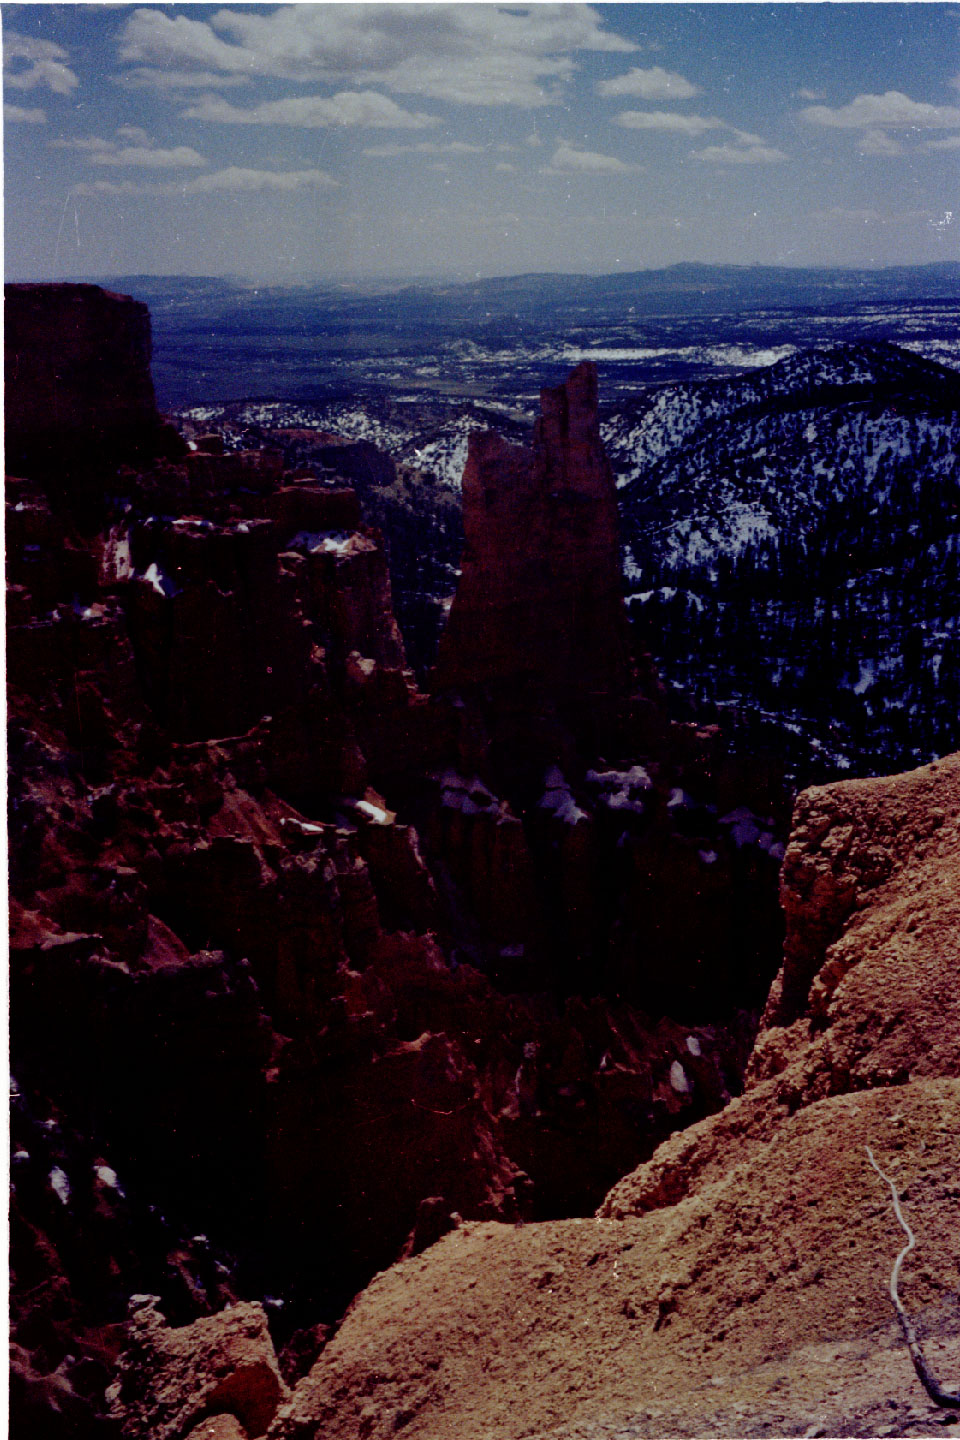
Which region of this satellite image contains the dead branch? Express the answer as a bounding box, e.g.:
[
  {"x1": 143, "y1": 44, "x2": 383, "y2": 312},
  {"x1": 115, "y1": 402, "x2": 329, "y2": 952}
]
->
[{"x1": 865, "y1": 1144, "x2": 960, "y2": 1409}]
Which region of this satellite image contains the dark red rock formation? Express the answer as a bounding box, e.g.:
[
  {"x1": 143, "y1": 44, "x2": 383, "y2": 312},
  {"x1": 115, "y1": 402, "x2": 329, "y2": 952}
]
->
[
  {"x1": 433, "y1": 362, "x2": 639, "y2": 759},
  {"x1": 7, "y1": 296, "x2": 790, "y2": 1440},
  {"x1": 5, "y1": 284, "x2": 182, "y2": 478}
]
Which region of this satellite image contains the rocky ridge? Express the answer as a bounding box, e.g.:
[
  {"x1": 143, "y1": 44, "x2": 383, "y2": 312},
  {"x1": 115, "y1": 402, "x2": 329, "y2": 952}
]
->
[{"x1": 8, "y1": 286, "x2": 789, "y2": 1439}]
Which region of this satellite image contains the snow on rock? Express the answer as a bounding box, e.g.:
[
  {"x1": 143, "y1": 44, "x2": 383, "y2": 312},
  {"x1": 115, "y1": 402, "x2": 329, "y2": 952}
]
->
[
  {"x1": 667, "y1": 787, "x2": 695, "y2": 813},
  {"x1": 288, "y1": 530, "x2": 355, "y2": 555},
  {"x1": 585, "y1": 764, "x2": 652, "y2": 816},
  {"x1": 436, "y1": 770, "x2": 504, "y2": 819},
  {"x1": 49, "y1": 1167, "x2": 71, "y2": 1205},
  {"x1": 355, "y1": 799, "x2": 391, "y2": 825},
  {"x1": 141, "y1": 562, "x2": 181, "y2": 598},
  {"x1": 537, "y1": 767, "x2": 590, "y2": 826}
]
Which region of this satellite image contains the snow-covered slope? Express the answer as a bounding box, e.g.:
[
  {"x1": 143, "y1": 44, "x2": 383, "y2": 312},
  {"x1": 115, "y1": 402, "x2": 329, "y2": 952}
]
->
[
  {"x1": 601, "y1": 341, "x2": 957, "y2": 487},
  {"x1": 612, "y1": 342, "x2": 960, "y2": 776},
  {"x1": 179, "y1": 396, "x2": 533, "y2": 490}
]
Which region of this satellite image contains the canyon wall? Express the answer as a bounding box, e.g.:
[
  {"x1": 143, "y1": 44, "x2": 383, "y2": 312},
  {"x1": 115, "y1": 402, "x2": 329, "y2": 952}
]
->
[{"x1": 8, "y1": 287, "x2": 791, "y2": 1440}]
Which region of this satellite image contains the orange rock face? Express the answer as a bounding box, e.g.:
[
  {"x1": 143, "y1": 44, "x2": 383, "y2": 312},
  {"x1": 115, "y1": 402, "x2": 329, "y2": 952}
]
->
[{"x1": 107, "y1": 1300, "x2": 287, "y2": 1440}]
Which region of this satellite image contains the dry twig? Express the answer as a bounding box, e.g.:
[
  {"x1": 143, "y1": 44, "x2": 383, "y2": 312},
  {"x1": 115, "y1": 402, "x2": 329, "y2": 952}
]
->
[{"x1": 865, "y1": 1145, "x2": 960, "y2": 1409}]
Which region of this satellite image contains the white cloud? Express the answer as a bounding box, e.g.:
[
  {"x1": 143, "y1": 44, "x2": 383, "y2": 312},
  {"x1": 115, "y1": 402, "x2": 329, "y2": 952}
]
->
[
  {"x1": 117, "y1": 124, "x2": 151, "y2": 145},
  {"x1": 117, "y1": 68, "x2": 251, "y2": 92},
  {"x1": 546, "y1": 141, "x2": 639, "y2": 174},
  {"x1": 119, "y1": 3, "x2": 634, "y2": 108},
  {"x1": 181, "y1": 91, "x2": 435, "y2": 129},
  {"x1": 693, "y1": 141, "x2": 787, "y2": 165},
  {"x1": 4, "y1": 31, "x2": 78, "y2": 94},
  {"x1": 182, "y1": 166, "x2": 338, "y2": 193},
  {"x1": 793, "y1": 88, "x2": 825, "y2": 102},
  {"x1": 51, "y1": 130, "x2": 207, "y2": 168},
  {"x1": 597, "y1": 65, "x2": 698, "y2": 101},
  {"x1": 119, "y1": 9, "x2": 248, "y2": 73},
  {"x1": 926, "y1": 132, "x2": 960, "y2": 150},
  {"x1": 72, "y1": 166, "x2": 338, "y2": 198},
  {"x1": 858, "y1": 128, "x2": 905, "y2": 156},
  {"x1": 495, "y1": 161, "x2": 517, "y2": 172},
  {"x1": 362, "y1": 140, "x2": 484, "y2": 157},
  {"x1": 4, "y1": 102, "x2": 46, "y2": 123},
  {"x1": 94, "y1": 144, "x2": 208, "y2": 168},
  {"x1": 51, "y1": 135, "x2": 114, "y2": 153},
  {"x1": 616, "y1": 109, "x2": 724, "y2": 135},
  {"x1": 801, "y1": 90, "x2": 960, "y2": 129}
]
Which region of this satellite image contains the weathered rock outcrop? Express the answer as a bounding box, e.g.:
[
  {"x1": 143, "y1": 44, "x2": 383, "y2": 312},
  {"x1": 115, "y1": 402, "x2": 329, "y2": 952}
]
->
[
  {"x1": 107, "y1": 1299, "x2": 287, "y2": 1440},
  {"x1": 602, "y1": 750, "x2": 960, "y2": 1219},
  {"x1": 5, "y1": 283, "x2": 181, "y2": 477}
]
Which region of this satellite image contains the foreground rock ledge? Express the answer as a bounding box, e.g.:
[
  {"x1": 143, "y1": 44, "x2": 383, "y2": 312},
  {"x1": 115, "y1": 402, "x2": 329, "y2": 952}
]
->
[{"x1": 111, "y1": 753, "x2": 960, "y2": 1439}]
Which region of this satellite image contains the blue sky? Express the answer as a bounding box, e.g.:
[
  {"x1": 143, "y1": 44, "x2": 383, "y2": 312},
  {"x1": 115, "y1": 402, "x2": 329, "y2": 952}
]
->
[{"x1": 4, "y1": 3, "x2": 960, "y2": 280}]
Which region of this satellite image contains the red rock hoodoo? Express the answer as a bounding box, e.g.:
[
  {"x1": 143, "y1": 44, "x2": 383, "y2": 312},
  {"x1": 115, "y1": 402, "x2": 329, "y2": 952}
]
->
[{"x1": 433, "y1": 361, "x2": 644, "y2": 764}]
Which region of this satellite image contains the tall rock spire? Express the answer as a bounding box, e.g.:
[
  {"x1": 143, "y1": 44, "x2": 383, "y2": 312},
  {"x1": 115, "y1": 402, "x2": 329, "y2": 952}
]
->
[{"x1": 432, "y1": 362, "x2": 637, "y2": 757}]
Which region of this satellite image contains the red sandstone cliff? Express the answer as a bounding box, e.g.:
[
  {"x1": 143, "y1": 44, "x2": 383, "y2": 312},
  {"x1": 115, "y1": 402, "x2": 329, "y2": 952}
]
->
[{"x1": 5, "y1": 283, "x2": 181, "y2": 477}]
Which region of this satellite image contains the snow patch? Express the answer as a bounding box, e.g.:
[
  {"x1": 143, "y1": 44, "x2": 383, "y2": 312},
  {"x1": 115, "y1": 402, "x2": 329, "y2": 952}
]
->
[
  {"x1": 289, "y1": 530, "x2": 354, "y2": 555},
  {"x1": 356, "y1": 800, "x2": 390, "y2": 825},
  {"x1": 49, "y1": 1167, "x2": 71, "y2": 1205},
  {"x1": 586, "y1": 765, "x2": 651, "y2": 816},
  {"x1": 537, "y1": 766, "x2": 589, "y2": 826},
  {"x1": 141, "y1": 562, "x2": 180, "y2": 598}
]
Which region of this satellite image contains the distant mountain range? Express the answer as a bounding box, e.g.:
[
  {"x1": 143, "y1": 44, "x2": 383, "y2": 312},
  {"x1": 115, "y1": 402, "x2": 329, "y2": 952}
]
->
[
  {"x1": 78, "y1": 260, "x2": 960, "y2": 313},
  {"x1": 55, "y1": 264, "x2": 957, "y2": 412}
]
